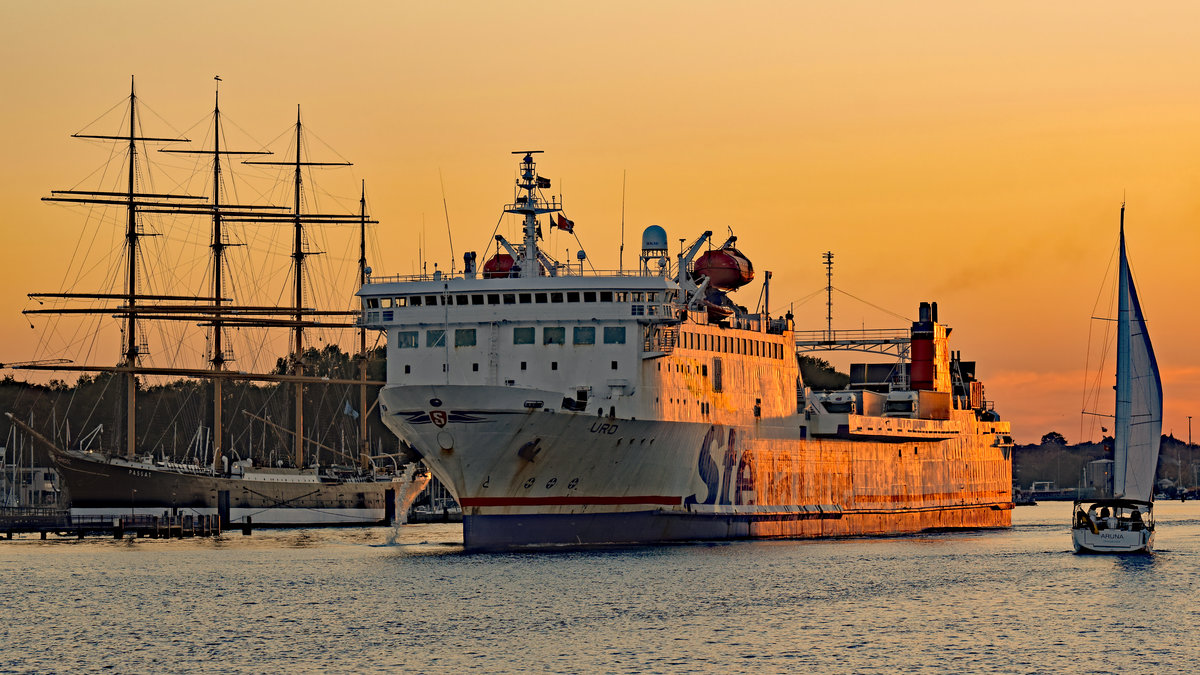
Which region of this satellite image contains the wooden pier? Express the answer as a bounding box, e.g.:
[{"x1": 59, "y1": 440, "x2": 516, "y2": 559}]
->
[{"x1": 1, "y1": 508, "x2": 224, "y2": 540}]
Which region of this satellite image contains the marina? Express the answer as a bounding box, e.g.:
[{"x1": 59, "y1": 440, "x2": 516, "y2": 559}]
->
[{"x1": 0, "y1": 509, "x2": 224, "y2": 540}]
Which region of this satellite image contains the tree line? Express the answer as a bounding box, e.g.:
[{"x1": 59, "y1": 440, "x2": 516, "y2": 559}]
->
[{"x1": 0, "y1": 345, "x2": 404, "y2": 469}]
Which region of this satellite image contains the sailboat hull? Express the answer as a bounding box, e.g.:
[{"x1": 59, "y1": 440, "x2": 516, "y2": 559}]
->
[
  {"x1": 1071, "y1": 527, "x2": 1153, "y2": 554},
  {"x1": 1070, "y1": 500, "x2": 1154, "y2": 554}
]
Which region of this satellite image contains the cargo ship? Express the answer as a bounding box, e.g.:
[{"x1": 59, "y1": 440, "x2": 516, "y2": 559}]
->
[{"x1": 360, "y1": 152, "x2": 1014, "y2": 550}]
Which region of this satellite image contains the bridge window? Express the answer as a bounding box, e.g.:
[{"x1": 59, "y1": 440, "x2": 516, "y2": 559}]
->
[
  {"x1": 395, "y1": 331, "x2": 418, "y2": 349},
  {"x1": 410, "y1": 296, "x2": 422, "y2": 306},
  {"x1": 425, "y1": 295, "x2": 439, "y2": 306},
  {"x1": 456, "y1": 295, "x2": 469, "y2": 306},
  {"x1": 513, "y1": 327, "x2": 534, "y2": 345},
  {"x1": 550, "y1": 292, "x2": 564, "y2": 303},
  {"x1": 366, "y1": 298, "x2": 379, "y2": 309},
  {"x1": 381, "y1": 297, "x2": 393, "y2": 308},
  {"x1": 574, "y1": 326, "x2": 596, "y2": 345},
  {"x1": 583, "y1": 291, "x2": 597, "y2": 302},
  {"x1": 382, "y1": 310, "x2": 393, "y2": 321},
  {"x1": 395, "y1": 297, "x2": 407, "y2": 307},
  {"x1": 544, "y1": 327, "x2": 566, "y2": 345},
  {"x1": 631, "y1": 305, "x2": 645, "y2": 316},
  {"x1": 471, "y1": 294, "x2": 484, "y2": 305},
  {"x1": 615, "y1": 292, "x2": 628, "y2": 302},
  {"x1": 455, "y1": 329, "x2": 477, "y2": 347},
  {"x1": 426, "y1": 330, "x2": 445, "y2": 348},
  {"x1": 519, "y1": 293, "x2": 532, "y2": 303},
  {"x1": 487, "y1": 294, "x2": 500, "y2": 305},
  {"x1": 600, "y1": 291, "x2": 613, "y2": 302},
  {"x1": 503, "y1": 294, "x2": 516, "y2": 305},
  {"x1": 567, "y1": 291, "x2": 580, "y2": 302},
  {"x1": 604, "y1": 326, "x2": 626, "y2": 344},
  {"x1": 535, "y1": 293, "x2": 548, "y2": 303}
]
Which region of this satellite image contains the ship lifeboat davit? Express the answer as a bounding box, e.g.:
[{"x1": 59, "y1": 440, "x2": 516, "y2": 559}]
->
[
  {"x1": 693, "y1": 247, "x2": 754, "y2": 290},
  {"x1": 482, "y1": 253, "x2": 515, "y2": 278}
]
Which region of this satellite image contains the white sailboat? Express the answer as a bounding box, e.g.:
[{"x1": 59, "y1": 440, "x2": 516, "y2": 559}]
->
[{"x1": 1072, "y1": 205, "x2": 1162, "y2": 554}]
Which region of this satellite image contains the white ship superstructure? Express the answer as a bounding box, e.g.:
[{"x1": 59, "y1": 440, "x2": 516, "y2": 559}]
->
[{"x1": 361, "y1": 152, "x2": 1013, "y2": 550}]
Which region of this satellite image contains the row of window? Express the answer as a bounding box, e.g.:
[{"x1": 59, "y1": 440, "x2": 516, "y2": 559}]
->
[
  {"x1": 395, "y1": 326, "x2": 628, "y2": 349},
  {"x1": 679, "y1": 331, "x2": 784, "y2": 359},
  {"x1": 367, "y1": 290, "x2": 676, "y2": 309}
]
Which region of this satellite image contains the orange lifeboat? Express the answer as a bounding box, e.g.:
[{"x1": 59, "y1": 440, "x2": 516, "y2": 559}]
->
[
  {"x1": 693, "y1": 247, "x2": 754, "y2": 290},
  {"x1": 482, "y1": 253, "x2": 515, "y2": 279}
]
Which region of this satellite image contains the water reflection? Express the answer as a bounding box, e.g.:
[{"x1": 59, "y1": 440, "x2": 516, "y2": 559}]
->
[{"x1": 2, "y1": 507, "x2": 1199, "y2": 673}]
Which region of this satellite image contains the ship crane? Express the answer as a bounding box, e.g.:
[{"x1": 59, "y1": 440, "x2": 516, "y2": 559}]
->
[{"x1": 674, "y1": 230, "x2": 713, "y2": 302}]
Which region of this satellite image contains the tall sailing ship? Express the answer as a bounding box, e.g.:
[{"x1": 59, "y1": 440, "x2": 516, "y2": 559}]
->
[
  {"x1": 1071, "y1": 205, "x2": 1162, "y2": 554},
  {"x1": 4, "y1": 81, "x2": 427, "y2": 526},
  {"x1": 359, "y1": 151, "x2": 1014, "y2": 551}
]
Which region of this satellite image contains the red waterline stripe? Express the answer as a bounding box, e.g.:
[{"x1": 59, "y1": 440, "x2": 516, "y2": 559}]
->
[{"x1": 460, "y1": 495, "x2": 682, "y2": 507}]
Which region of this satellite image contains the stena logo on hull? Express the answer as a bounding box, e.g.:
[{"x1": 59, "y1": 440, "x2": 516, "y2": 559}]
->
[{"x1": 685, "y1": 425, "x2": 755, "y2": 506}]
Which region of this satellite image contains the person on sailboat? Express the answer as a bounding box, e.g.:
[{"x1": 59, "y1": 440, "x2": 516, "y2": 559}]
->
[{"x1": 1076, "y1": 508, "x2": 1097, "y2": 533}]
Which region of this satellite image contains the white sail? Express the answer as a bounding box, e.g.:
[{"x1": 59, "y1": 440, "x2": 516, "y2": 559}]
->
[{"x1": 1113, "y1": 217, "x2": 1163, "y2": 502}]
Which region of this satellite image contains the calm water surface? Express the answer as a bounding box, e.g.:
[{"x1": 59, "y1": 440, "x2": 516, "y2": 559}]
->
[{"x1": 3, "y1": 502, "x2": 1200, "y2": 673}]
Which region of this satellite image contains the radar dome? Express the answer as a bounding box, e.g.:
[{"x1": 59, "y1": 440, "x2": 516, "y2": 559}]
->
[{"x1": 642, "y1": 225, "x2": 668, "y2": 252}]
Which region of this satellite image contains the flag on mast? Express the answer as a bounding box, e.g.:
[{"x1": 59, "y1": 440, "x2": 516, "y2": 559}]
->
[{"x1": 554, "y1": 213, "x2": 574, "y2": 233}]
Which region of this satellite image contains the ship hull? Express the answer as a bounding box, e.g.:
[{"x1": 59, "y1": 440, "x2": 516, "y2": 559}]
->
[
  {"x1": 380, "y1": 385, "x2": 1012, "y2": 551},
  {"x1": 50, "y1": 448, "x2": 428, "y2": 527},
  {"x1": 463, "y1": 504, "x2": 1009, "y2": 550}
]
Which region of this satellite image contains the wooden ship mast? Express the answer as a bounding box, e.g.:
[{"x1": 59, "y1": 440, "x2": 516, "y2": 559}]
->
[{"x1": 17, "y1": 80, "x2": 382, "y2": 469}]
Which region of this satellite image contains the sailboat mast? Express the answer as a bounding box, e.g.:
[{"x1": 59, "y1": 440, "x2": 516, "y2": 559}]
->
[
  {"x1": 358, "y1": 181, "x2": 369, "y2": 469},
  {"x1": 123, "y1": 78, "x2": 139, "y2": 459},
  {"x1": 40, "y1": 80, "x2": 196, "y2": 458},
  {"x1": 291, "y1": 108, "x2": 306, "y2": 468},
  {"x1": 1114, "y1": 203, "x2": 1131, "y2": 497},
  {"x1": 210, "y1": 88, "x2": 228, "y2": 471},
  {"x1": 240, "y1": 108, "x2": 353, "y2": 468}
]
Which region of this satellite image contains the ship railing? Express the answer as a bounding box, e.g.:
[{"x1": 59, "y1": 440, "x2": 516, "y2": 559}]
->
[{"x1": 366, "y1": 267, "x2": 672, "y2": 285}]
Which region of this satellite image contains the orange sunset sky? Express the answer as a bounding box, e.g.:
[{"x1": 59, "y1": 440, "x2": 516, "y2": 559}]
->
[{"x1": 2, "y1": 2, "x2": 1199, "y2": 445}]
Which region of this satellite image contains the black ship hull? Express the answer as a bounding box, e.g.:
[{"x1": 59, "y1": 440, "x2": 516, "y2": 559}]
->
[{"x1": 51, "y1": 448, "x2": 427, "y2": 527}]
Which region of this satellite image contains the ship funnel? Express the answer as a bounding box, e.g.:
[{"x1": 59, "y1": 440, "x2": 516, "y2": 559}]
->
[{"x1": 919, "y1": 302, "x2": 932, "y2": 323}]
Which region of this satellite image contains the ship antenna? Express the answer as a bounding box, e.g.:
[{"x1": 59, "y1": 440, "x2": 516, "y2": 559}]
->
[
  {"x1": 440, "y1": 168, "x2": 456, "y2": 273},
  {"x1": 620, "y1": 169, "x2": 626, "y2": 274}
]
